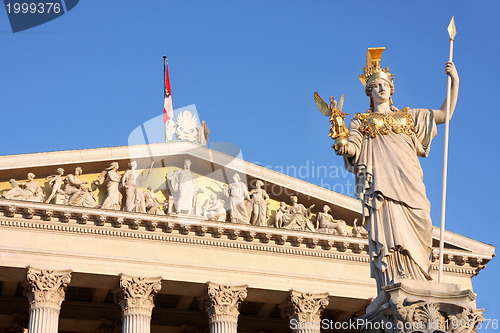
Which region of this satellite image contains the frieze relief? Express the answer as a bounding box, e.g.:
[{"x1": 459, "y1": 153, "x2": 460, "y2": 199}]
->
[
  {"x1": 0, "y1": 198, "x2": 488, "y2": 274},
  {"x1": 0, "y1": 160, "x2": 366, "y2": 237}
]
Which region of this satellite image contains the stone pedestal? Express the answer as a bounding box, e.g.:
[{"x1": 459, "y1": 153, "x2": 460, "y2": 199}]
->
[
  {"x1": 114, "y1": 274, "x2": 162, "y2": 333},
  {"x1": 280, "y1": 290, "x2": 330, "y2": 333},
  {"x1": 24, "y1": 267, "x2": 72, "y2": 333},
  {"x1": 199, "y1": 282, "x2": 248, "y2": 333},
  {"x1": 359, "y1": 279, "x2": 484, "y2": 333}
]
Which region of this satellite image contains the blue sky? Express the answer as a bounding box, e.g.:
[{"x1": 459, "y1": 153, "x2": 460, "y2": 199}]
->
[{"x1": 1, "y1": 0, "x2": 499, "y2": 324}]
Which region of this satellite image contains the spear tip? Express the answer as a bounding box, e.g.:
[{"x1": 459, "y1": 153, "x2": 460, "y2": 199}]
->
[{"x1": 447, "y1": 16, "x2": 457, "y2": 40}]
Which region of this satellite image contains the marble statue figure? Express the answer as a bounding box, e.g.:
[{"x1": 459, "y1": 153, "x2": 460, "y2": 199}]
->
[
  {"x1": 95, "y1": 162, "x2": 122, "y2": 210},
  {"x1": 203, "y1": 193, "x2": 227, "y2": 221},
  {"x1": 274, "y1": 202, "x2": 288, "y2": 228},
  {"x1": 281, "y1": 196, "x2": 315, "y2": 232},
  {"x1": 167, "y1": 159, "x2": 198, "y2": 214},
  {"x1": 2, "y1": 173, "x2": 44, "y2": 202},
  {"x1": 333, "y1": 47, "x2": 459, "y2": 292},
  {"x1": 46, "y1": 168, "x2": 65, "y2": 204},
  {"x1": 121, "y1": 161, "x2": 147, "y2": 213},
  {"x1": 197, "y1": 120, "x2": 210, "y2": 145},
  {"x1": 218, "y1": 174, "x2": 251, "y2": 224},
  {"x1": 315, "y1": 205, "x2": 351, "y2": 236},
  {"x1": 65, "y1": 167, "x2": 97, "y2": 208},
  {"x1": 143, "y1": 185, "x2": 164, "y2": 215},
  {"x1": 352, "y1": 218, "x2": 368, "y2": 238},
  {"x1": 165, "y1": 119, "x2": 176, "y2": 141},
  {"x1": 249, "y1": 180, "x2": 269, "y2": 226}
]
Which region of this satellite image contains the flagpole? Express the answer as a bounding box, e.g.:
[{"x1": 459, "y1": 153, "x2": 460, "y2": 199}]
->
[
  {"x1": 163, "y1": 56, "x2": 167, "y2": 142},
  {"x1": 438, "y1": 17, "x2": 456, "y2": 283}
]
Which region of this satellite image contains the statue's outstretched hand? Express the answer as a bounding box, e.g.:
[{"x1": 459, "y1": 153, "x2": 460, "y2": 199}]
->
[{"x1": 445, "y1": 61, "x2": 458, "y2": 82}]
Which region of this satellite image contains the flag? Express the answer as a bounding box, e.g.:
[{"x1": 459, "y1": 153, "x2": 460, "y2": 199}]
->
[{"x1": 163, "y1": 65, "x2": 173, "y2": 123}]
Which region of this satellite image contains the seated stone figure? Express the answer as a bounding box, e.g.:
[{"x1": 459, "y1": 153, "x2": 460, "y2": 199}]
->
[
  {"x1": 65, "y1": 167, "x2": 97, "y2": 208},
  {"x1": 3, "y1": 173, "x2": 44, "y2": 202},
  {"x1": 282, "y1": 196, "x2": 315, "y2": 232},
  {"x1": 203, "y1": 194, "x2": 227, "y2": 221},
  {"x1": 143, "y1": 185, "x2": 164, "y2": 215},
  {"x1": 315, "y1": 205, "x2": 351, "y2": 236}
]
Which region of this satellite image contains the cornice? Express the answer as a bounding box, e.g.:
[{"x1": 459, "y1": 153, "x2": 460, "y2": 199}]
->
[{"x1": 0, "y1": 199, "x2": 491, "y2": 276}]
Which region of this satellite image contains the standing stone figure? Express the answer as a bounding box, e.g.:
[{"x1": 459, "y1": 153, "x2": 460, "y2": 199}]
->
[
  {"x1": 165, "y1": 119, "x2": 176, "y2": 141},
  {"x1": 65, "y1": 167, "x2": 97, "y2": 208},
  {"x1": 197, "y1": 120, "x2": 210, "y2": 145},
  {"x1": 167, "y1": 159, "x2": 198, "y2": 214},
  {"x1": 46, "y1": 168, "x2": 65, "y2": 203},
  {"x1": 218, "y1": 174, "x2": 251, "y2": 224},
  {"x1": 274, "y1": 201, "x2": 288, "y2": 228},
  {"x1": 2, "y1": 173, "x2": 44, "y2": 202},
  {"x1": 95, "y1": 162, "x2": 122, "y2": 210},
  {"x1": 249, "y1": 180, "x2": 269, "y2": 226},
  {"x1": 282, "y1": 196, "x2": 315, "y2": 232},
  {"x1": 315, "y1": 205, "x2": 351, "y2": 236},
  {"x1": 121, "y1": 161, "x2": 146, "y2": 213},
  {"x1": 333, "y1": 48, "x2": 459, "y2": 292}
]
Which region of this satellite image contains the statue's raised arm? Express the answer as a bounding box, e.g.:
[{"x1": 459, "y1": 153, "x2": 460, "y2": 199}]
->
[{"x1": 432, "y1": 61, "x2": 459, "y2": 124}]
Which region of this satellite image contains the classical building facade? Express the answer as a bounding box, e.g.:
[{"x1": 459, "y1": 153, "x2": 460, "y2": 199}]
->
[{"x1": 0, "y1": 142, "x2": 495, "y2": 332}]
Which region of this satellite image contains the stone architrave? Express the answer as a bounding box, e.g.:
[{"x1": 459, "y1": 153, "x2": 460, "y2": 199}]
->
[
  {"x1": 359, "y1": 279, "x2": 484, "y2": 333},
  {"x1": 199, "y1": 282, "x2": 248, "y2": 333},
  {"x1": 280, "y1": 290, "x2": 329, "y2": 333},
  {"x1": 24, "y1": 267, "x2": 72, "y2": 333},
  {"x1": 113, "y1": 274, "x2": 162, "y2": 333}
]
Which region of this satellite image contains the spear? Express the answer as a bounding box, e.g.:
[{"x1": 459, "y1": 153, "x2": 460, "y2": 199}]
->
[{"x1": 438, "y1": 17, "x2": 456, "y2": 283}]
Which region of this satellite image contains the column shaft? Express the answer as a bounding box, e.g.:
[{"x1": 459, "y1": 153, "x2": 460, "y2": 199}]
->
[
  {"x1": 122, "y1": 314, "x2": 150, "y2": 333},
  {"x1": 210, "y1": 321, "x2": 237, "y2": 333},
  {"x1": 28, "y1": 307, "x2": 59, "y2": 333}
]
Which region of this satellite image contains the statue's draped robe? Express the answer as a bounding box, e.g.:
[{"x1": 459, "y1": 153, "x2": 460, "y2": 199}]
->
[
  {"x1": 344, "y1": 108, "x2": 436, "y2": 291},
  {"x1": 121, "y1": 169, "x2": 146, "y2": 213},
  {"x1": 101, "y1": 170, "x2": 121, "y2": 210},
  {"x1": 250, "y1": 189, "x2": 268, "y2": 226},
  {"x1": 171, "y1": 169, "x2": 197, "y2": 213},
  {"x1": 226, "y1": 182, "x2": 250, "y2": 223}
]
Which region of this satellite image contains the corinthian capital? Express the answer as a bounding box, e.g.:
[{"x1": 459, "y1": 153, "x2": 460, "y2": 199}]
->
[
  {"x1": 24, "y1": 267, "x2": 72, "y2": 309},
  {"x1": 114, "y1": 274, "x2": 162, "y2": 315},
  {"x1": 199, "y1": 282, "x2": 248, "y2": 322},
  {"x1": 280, "y1": 290, "x2": 329, "y2": 324}
]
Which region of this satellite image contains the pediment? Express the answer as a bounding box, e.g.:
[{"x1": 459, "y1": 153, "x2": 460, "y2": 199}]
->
[{"x1": 0, "y1": 141, "x2": 495, "y2": 265}]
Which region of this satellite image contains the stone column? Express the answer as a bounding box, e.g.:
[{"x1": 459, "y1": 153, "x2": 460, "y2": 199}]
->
[
  {"x1": 280, "y1": 290, "x2": 329, "y2": 333},
  {"x1": 24, "y1": 267, "x2": 72, "y2": 333},
  {"x1": 199, "y1": 282, "x2": 248, "y2": 333},
  {"x1": 113, "y1": 274, "x2": 162, "y2": 333}
]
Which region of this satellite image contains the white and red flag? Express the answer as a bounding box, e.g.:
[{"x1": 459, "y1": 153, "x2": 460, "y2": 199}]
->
[{"x1": 163, "y1": 64, "x2": 173, "y2": 122}]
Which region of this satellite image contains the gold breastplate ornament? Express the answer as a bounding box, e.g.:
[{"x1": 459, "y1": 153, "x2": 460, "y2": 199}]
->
[{"x1": 354, "y1": 108, "x2": 414, "y2": 138}]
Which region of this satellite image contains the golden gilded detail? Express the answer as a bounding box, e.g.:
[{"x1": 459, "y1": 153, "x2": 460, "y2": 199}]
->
[
  {"x1": 355, "y1": 108, "x2": 414, "y2": 138},
  {"x1": 359, "y1": 47, "x2": 394, "y2": 87}
]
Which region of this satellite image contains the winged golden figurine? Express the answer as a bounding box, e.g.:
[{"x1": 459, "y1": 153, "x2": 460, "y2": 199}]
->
[{"x1": 314, "y1": 92, "x2": 349, "y2": 149}]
